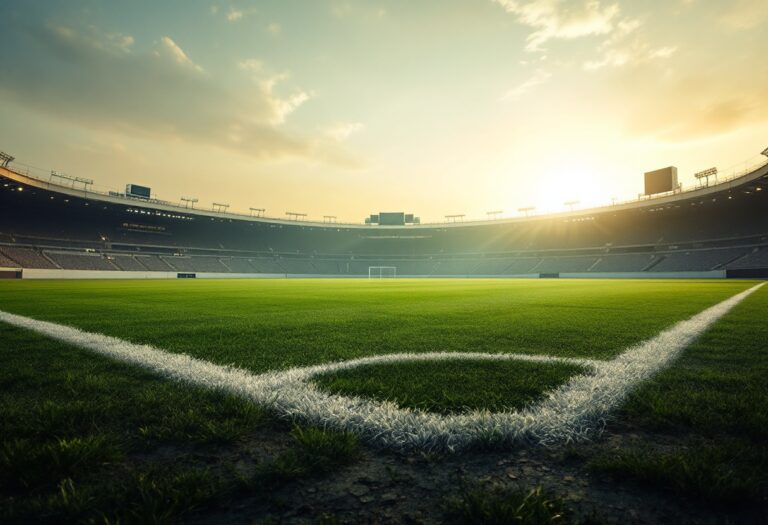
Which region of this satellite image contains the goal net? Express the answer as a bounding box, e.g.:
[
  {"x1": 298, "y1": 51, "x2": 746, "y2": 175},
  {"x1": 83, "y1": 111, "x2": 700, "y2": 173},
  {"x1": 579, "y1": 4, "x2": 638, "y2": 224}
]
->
[{"x1": 368, "y1": 266, "x2": 397, "y2": 279}]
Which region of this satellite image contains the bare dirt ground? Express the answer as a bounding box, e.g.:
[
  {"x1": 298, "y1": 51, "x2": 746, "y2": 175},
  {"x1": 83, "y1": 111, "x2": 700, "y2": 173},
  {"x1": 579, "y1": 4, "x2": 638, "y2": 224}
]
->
[{"x1": 186, "y1": 420, "x2": 765, "y2": 525}]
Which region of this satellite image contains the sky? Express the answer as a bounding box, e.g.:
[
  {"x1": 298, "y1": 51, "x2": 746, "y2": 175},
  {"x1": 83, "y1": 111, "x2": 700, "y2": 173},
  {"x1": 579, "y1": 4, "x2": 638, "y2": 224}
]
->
[{"x1": 1, "y1": 0, "x2": 767, "y2": 223}]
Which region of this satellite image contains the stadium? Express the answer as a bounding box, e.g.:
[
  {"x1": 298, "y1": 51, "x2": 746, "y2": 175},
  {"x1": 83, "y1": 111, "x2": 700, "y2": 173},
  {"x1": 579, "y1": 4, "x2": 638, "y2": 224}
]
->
[
  {"x1": 2, "y1": 2, "x2": 768, "y2": 524},
  {"x1": 2, "y1": 150, "x2": 768, "y2": 280}
]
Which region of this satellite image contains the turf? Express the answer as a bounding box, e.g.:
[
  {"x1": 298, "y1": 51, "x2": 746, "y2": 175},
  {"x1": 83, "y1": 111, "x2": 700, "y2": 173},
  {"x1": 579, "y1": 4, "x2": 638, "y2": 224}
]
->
[
  {"x1": 0, "y1": 279, "x2": 754, "y2": 372},
  {"x1": 589, "y1": 283, "x2": 768, "y2": 508},
  {"x1": 0, "y1": 324, "x2": 360, "y2": 523},
  {"x1": 313, "y1": 359, "x2": 586, "y2": 414},
  {"x1": 1, "y1": 278, "x2": 766, "y2": 521}
]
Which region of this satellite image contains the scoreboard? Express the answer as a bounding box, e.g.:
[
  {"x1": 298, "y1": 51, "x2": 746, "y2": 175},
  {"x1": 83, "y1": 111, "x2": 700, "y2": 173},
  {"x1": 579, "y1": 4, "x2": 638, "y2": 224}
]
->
[{"x1": 644, "y1": 167, "x2": 678, "y2": 196}]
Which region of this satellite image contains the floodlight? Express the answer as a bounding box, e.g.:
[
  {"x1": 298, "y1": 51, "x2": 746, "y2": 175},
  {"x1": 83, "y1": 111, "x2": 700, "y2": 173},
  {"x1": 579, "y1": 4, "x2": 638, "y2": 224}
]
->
[
  {"x1": 694, "y1": 167, "x2": 717, "y2": 179},
  {"x1": 50, "y1": 170, "x2": 93, "y2": 190},
  {"x1": 181, "y1": 197, "x2": 198, "y2": 208},
  {"x1": 212, "y1": 202, "x2": 230, "y2": 213},
  {"x1": 0, "y1": 151, "x2": 14, "y2": 168}
]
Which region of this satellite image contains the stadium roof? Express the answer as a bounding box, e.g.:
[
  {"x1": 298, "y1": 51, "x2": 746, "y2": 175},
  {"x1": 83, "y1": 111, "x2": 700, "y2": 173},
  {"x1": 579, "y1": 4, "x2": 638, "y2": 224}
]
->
[{"x1": 1, "y1": 156, "x2": 767, "y2": 231}]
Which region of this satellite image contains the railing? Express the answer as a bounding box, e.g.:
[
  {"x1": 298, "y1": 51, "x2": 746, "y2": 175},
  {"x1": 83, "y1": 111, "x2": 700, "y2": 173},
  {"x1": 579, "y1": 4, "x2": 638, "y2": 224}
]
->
[{"x1": 4, "y1": 153, "x2": 768, "y2": 226}]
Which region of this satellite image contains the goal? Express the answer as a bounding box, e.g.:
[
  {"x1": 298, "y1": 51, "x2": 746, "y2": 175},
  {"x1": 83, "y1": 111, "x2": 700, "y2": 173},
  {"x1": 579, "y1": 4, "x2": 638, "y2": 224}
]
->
[{"x1": 368, "y1": 266, "x2": 397, "y2": 279}]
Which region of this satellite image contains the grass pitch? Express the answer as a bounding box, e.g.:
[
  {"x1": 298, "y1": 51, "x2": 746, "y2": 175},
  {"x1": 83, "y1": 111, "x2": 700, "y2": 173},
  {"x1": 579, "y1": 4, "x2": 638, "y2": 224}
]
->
[
  {"x1": 1, "y1": 278, "x2": 766, "y2": 523},
  {"x1": 313, "y1": 358, "x2": 585, "y2": 414}
]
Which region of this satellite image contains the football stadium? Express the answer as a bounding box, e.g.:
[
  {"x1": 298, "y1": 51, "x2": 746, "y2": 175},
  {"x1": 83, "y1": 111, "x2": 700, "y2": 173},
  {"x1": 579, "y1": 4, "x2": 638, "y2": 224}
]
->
[{"x1": 2, "y1": 2, "x2": 768, "y2": 524}]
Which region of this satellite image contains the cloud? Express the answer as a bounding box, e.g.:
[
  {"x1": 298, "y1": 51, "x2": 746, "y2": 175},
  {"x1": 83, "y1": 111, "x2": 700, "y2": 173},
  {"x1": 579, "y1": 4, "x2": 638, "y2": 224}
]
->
[
  {"x1": 581, "y1": 16, "x2": 676, "y2": 71},
  {"x1": 267, "y1": 22, "x2": 281, "y2": 34},
  {"x1": 0, "y1": 23, "x2": 340, "y2": 163},
  {"x1": 493, "y1": 0, "x2": 620, "y2": 52},
  {"x1": 331, "y1": 3, "x2": 387, "y2": 20},
  {"x1": 157, "y1": 36, "x2": 203, "y2": 72},
  {"x1": 500, "y1": 69, "x2": 551, "y2": 101},
  {"x1": 238, "y1": 58, "x2": 263, "y2": 72},
  {"x1": 324, "y1": 122, "x2": 365, "y2": 141},
  {"x1": 259, "y1": 74, "x2": 312, "y2": 125},
  {"x1": 584, "y1": 41, "x2": 677, "y2": 71},
  {"x1": 611, "y1": 63, "x2": 768, "y2": 141},
  {"x1": 226, "y1": 7, "x2": 243, "y2": 22}
]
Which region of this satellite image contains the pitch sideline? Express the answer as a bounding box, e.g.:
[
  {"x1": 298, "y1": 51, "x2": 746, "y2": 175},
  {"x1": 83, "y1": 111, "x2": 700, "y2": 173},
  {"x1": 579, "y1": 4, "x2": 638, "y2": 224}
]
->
[{"x1": 0, "y1": 282, "x2": 763, "y2": 452}]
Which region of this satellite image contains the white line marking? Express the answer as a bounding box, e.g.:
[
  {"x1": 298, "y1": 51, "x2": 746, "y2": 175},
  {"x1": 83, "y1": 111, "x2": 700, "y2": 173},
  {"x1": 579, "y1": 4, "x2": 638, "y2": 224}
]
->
[{"x1": 0, "y1": 282, "x2": 762, "y2": 452}]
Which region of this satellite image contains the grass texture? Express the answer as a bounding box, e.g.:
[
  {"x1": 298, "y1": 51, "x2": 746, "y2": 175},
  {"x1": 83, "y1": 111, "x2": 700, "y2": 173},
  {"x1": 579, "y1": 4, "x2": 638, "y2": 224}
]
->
[
  {"x1": 0, "y1": 324, "x2": 359, "y2": 523},
  {"x1": 591, "y1": 284, "x2": 768, "y2": 508},
  {"x1": 313, "y1": 359, "x2": 585, "y2": 414},
  {"x1": 1, "y1": 278, "x2": 766, "y2": 518},
  {"x1": 0, "y1": 279, "x2": 754, "y2": 370}
]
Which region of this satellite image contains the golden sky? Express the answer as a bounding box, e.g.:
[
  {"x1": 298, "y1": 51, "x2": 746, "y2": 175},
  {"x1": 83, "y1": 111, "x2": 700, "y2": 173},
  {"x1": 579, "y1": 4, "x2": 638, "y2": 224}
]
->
[{"x1": 1, "y1": 1, "x2": 767, "y2": 222}]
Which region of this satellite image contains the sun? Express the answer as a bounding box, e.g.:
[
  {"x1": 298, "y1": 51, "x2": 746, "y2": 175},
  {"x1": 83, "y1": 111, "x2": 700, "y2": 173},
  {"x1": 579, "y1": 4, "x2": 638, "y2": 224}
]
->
[{"x1": 532, "y1": 159, "x2": 609, "y2": 213}]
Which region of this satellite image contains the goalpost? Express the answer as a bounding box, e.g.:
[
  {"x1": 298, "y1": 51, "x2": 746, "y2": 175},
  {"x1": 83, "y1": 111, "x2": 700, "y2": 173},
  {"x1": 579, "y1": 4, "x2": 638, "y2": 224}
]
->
[{"x1": 368, "y1": 266, "x2": 397, "y2": 279}]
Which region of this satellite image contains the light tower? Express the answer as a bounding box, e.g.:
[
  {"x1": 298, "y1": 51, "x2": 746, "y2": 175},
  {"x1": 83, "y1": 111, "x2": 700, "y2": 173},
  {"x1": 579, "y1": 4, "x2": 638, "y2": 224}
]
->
[
  {"x1": 564, "y1": 200, "x2": 580, "y2": 211},
  {"x1": 0, "y1": 151, "x2": 14, "y2": 168},
  {"x1": 694, "y1": 167, "x2": 717, "y2": 187},
  {"x1": 181, "y1": 197, "x2": 198, "y2": 208}
]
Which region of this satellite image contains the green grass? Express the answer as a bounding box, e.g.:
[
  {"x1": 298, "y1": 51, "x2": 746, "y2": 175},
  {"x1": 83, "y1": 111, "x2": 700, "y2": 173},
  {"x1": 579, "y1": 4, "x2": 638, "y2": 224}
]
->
[
  {"x1": 0, "y1": 324, "x2": 361, "y2": 524},
  {"x1": 590, "y1": 285, "x2": 768, "y2": 508},
  {"x1": 236, "y1": 426, "x2": 361, "y2": 489},
  {"x1": 589, "y1": 440, "x2": 767, "y2": 506},
  {"x1": 0, "y1": 279, "x2": 755, "y2": 371},
  {"x1": 444, "y1": 483, "x2": 570, "y2": 525},
  {"x1": 313, "y1": 359, "x2": 585, "y2": 414},
  {"x1": 1, "y1": 278, "x2": 766, "y2": 521}
]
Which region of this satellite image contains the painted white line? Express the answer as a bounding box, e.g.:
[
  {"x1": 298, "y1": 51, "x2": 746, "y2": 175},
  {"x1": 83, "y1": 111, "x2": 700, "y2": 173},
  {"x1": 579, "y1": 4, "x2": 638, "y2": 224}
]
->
[{"x1": 0, "y1": 282, "x2": 762, "y2": 452}]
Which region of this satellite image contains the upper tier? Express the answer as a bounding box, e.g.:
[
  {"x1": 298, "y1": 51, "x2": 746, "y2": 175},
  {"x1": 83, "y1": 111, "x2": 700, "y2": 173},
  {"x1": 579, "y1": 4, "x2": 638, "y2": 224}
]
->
[{"x1": 1, "y1": 160, "x2": 767, "y2": 256}]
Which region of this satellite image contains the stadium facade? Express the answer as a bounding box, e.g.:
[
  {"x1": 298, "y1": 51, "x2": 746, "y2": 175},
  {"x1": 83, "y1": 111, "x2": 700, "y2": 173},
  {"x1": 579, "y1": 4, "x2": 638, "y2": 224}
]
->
[{"x1": 1, "y1": 153, "x2": 767, "y2": 279}]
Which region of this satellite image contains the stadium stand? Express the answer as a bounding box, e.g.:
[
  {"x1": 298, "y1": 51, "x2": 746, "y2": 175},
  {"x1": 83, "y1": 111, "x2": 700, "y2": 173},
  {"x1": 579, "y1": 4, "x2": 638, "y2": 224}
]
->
[
  {"x1": 220, "y1": 257, "x2": 260, "y2": 273},
  {"x1": 109, "y1": 254, "x2": 148, "y2": 272},
  {"x1": 536, "y1": 256, "x2": 599, "y2": 274},
  {"x1": 590, "y1": 253, "x2": 658, "y2": 273},
  {"x1": 44, "y1": 251, "x2": 117, "y2": 271},
  {"x1": 191, "y1": 256, "x2": 230, "y2": 273},
  {"x1": 727, "y1": 247, "x2": 768, "y2": 269},
  {"x1": 651, "y1": 248, "x2": 748, "y2": 272},
  {"x1": 0, "y1": 250, "x2": 19, "y2": 268},
  {"x1": 1, "y1": 155, "x2": 767, "y2": 277},
  {"x1": 135, "y1": 255, "x2": 174, "y2": 272},
  {"x1": 161, "y1": 256, "x2": 197, "y2": 272},
  {"x1": 0, "y1": 246, "x2": 58, "y2": 268}
]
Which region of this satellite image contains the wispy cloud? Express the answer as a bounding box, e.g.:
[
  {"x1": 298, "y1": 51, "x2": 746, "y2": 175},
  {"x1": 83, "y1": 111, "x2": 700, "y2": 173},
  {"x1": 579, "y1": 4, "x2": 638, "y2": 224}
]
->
[
  {"x1": 156, "y1": 36, "x2": 204, "y2": 73},
  {"x1": 238, "y1": 58, "x2": 263, "y2": 72},
  {"x1": 226, "y1": 7, "x2": 243, "y2": 22},
  {"x1": 585, "y1": 14, "x2": 676, "y2": 70},
  {"x1": 493, "y1": 0, "x2": 619, "y2": 52},
  {"x1": 501, "y1": 69, "x2": 551, "y2": 101},
  {"x1": 324, "y1": 122, "x2": 365, "y2": 141},
  {"x1": 267, "y1": 22, "x2": 281, "y2": 34},
  {"x1": 260, "y1": 74, "x2": 312, "y2": 125},
  {"x1": 0, "y1": 23, "x2": 346, "y2": 163}
]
